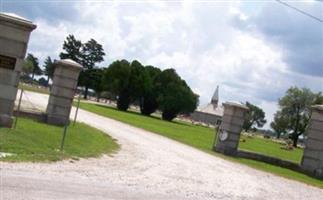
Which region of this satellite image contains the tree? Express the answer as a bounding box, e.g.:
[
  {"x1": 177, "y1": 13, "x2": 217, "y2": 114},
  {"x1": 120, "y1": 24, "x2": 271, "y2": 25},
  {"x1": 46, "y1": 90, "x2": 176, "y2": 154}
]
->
[
  {"x1": 103, "y1": 60, "x2": 132, "y2": 110},
  {"x1": 243, "y1": 102, "x2": 267, "y2": 132},
  {"x1": 59, "y1": 35, "x2": 82, "y2": 63},
  {"x1": 140, "y1": 66, "x2": 162, "y2": 115},
  {"x1": 273, "y1": 87, "x2": 323, "y2": 147},
  {"x1": 38, "y1": 77, "x2": 48, "y2": 87},
  {"x1": 24, "y1": 54, "x2": 42, "y2": 81},
  {"x1": 89, "y1": 67, "x2": 105, "y2": 102},
  {"x1": 270, "y1": 111, "x2": 288, "y2": 139},
  {"x1": 21, "y1": 58, "x2": 34, "y2": 82},
  {"x1": 43, "y1": 56, "x2": 54, "y2": 84},
  {"x1": 60, "y1": 35, "x2": 105, "y2": 99},
  {"x1": 79, "y1": 39, "x2": 105, "y2": 99},
  {"x1": 155, "y1": 69, "x2": 198, "y2": 121},
  {"x1": 128, "y1": 60, "x2": 151, "y2": 110}
]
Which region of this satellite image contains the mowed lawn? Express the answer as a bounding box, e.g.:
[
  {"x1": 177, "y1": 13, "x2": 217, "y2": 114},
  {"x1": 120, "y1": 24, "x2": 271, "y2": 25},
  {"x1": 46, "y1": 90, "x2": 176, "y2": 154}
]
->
[
  {"x1": 239, "y1": 135, "x2": 304, "y2": 163},
  {"x1": 78, "y1": 102, "x2": 323, "y2": 188},
  {"x1": 0, "y1": 118, "x2": 119, "y2": 162}
]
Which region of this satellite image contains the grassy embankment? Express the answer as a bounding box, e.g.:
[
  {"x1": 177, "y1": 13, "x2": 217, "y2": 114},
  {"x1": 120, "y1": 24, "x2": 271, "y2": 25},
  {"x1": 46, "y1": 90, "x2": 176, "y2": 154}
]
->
[
  {"x1": 78, "y1": 102, "x2": 323, "y2": 188},
  {"x1": 0, "y1": 118, "x2": 119, "y2": 162},
  {"x1": 18, "y1": 83, "x2": 50, "y2": 95}
]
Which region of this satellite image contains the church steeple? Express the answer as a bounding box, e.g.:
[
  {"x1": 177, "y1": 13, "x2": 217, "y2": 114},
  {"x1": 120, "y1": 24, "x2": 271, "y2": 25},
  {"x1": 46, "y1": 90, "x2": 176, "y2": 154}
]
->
[{"x1": 211, "y1": 85, "x2": 219, "y2": 107}]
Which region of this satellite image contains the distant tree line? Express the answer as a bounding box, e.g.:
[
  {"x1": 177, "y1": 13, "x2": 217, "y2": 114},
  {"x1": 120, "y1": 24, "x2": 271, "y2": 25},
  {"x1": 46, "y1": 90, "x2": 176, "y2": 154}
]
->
[{"x1": 22, "y1": 54, "x2": 54, "y2": 86}]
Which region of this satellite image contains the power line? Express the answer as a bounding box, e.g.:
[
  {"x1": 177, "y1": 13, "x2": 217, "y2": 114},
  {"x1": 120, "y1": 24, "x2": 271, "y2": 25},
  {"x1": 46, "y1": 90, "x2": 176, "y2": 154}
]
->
[{"x1": 275, "y1": 0, "x2": 323, "y2": 23}]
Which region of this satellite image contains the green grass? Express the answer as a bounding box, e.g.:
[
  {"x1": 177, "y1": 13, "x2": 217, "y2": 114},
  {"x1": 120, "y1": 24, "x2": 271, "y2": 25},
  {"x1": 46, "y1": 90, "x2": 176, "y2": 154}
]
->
[
  {"x1": 19, "y1": 83, "x2": 50, "y2": 94},
  {"x1": 239, "y1": 135, "x2": 303, "y2": 163},
  {"x1": 0, "y1": 118, "x2": 119, "y2": 162},
  {"x1": 234, "y1": 158, "x2": 323, "y2": 188},
  {"x1": 78, "y1": 102, "x2": 323, "y2": 188}
]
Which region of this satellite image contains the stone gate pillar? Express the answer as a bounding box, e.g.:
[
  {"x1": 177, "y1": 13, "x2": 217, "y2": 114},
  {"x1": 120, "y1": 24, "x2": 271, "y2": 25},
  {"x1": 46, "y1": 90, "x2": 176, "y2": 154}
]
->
[
  {"x1": 46, "y1": 59, "x2": 82, "y2": 126},
  {"x1": 301, "y1": 105, "x2": 323, "y2": 178},
  {"x1": 214, "y1": 102, "x2": 249, "y2": 155},
  {"x1": 0, "y1": 13, "x2": 36, "y2": 127}
]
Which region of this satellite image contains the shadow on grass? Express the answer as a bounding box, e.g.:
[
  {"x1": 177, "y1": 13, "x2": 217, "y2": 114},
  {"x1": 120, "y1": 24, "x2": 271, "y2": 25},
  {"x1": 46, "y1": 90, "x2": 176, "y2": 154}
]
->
[{"x1": 94, "y1": 104, "x2": 195, "y2": 128}]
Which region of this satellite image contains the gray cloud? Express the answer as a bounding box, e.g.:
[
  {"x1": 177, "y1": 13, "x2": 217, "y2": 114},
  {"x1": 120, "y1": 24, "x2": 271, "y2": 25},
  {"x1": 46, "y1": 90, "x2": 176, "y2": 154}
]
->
[{"x1": 233, "y1": 2, "x2": 323, "y2": 77}]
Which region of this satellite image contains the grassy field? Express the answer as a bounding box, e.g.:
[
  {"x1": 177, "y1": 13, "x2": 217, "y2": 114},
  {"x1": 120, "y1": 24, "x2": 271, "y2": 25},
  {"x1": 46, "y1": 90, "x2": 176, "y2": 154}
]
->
[
  {"x1": 239, "y1": 135, "x2": 303, "y2": 163},
  {"x1": 78, "y1": 102, "x2": 323, "y2": 188},
  {"x1": 18, "y1": 83, "x2": 50, "y2": 95},
  {"x1": 0, "y1": 118, "x2": 119, "y2": 162}
]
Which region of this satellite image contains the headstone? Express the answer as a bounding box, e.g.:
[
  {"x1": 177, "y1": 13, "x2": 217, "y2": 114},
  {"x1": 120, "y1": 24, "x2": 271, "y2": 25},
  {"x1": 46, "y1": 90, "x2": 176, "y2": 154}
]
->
[
  {"x1": 214, "y1": 101, "x2": 249, "y2": 155},
  {"x1": 0, "y1": 13, "x2": 36, "y2": 127},
  {"x1": 301, "y1": 105, "x2": 323, "y2": 178},
  {"x1": 46, "y1": 59, "x2": 82, "y2": 126}
]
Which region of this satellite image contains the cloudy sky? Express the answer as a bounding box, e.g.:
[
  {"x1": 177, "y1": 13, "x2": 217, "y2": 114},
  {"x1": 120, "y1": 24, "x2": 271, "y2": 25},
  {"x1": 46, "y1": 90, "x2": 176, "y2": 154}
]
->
[{"x1": 1, "y1": 0, "x2": 322, "y2": 128}]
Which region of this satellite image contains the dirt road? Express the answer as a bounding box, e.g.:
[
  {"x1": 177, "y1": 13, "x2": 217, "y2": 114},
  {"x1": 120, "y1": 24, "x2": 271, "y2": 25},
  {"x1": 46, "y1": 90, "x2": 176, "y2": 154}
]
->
[{"x1": 1, "y1": 91, "x2": 322, "y2": 199}]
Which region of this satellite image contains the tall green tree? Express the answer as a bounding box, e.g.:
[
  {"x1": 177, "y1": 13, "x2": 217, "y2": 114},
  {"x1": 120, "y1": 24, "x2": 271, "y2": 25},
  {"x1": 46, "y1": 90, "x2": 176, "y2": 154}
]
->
[
  {"x1": 79, "y1": 39, "x2": 105, "y2": 99},
  {"x1": 21, "y1": 58, "x2": 34, "y2": 81},
  {"x1": 273, "y1": 87, "x2": 323, "y2": 147},
  {"x1": 155, "y1": 69, "x2": 198, "y2": 121},
  {"x1": 128, "y1": 60, "x2": 151, "y2": 110},
  {"x1": 60, "y1": 35, "x2": 105, "y2": 99},
  {"x1": 59, "y1": 35, "x2": 82, "y2": 63},
  {"x1": 270, "y1": 111, "x2": 288, "y2": 139},
  {"x1": 90, "y1": 67, "x2": 105, "y2": 102},
  {"x1": 24, "y1": 54, "x2": 42, "y2": 81},
  {"x1": 140, "y1": 66, "x2": 162, "y2": 115},
  {"x1": 243, "y1": 102, "x2": 267, "y2": 132},
  {"x1": 103, "y1": 60, "x2": 132, "y2": 110},
  {"x1": 43, "y1": 56, "x2": 55, "y2": 84}
]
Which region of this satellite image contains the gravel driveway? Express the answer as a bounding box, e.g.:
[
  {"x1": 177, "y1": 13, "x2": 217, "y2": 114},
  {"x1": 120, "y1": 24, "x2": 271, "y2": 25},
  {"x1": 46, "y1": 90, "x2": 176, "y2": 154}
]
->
[{"x1": 1, "y1": 91, "x2": 322, "y2": 200}]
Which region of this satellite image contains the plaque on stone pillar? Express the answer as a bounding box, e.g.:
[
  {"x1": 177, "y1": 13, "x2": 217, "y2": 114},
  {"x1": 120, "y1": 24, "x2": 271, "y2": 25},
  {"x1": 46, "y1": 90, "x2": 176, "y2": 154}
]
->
[
  {"x1": 214, "y1": 101, "x2": 249, "y2": 156},
  {"x1": 0, "y1": 55, "x2": 16, "y2": 70}
]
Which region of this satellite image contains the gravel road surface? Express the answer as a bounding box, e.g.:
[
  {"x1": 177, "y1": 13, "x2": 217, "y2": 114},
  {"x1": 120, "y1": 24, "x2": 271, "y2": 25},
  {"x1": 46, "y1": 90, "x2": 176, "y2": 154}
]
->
[{"x1": 0, "y1": 91, "x2": 322, "y2": 200}]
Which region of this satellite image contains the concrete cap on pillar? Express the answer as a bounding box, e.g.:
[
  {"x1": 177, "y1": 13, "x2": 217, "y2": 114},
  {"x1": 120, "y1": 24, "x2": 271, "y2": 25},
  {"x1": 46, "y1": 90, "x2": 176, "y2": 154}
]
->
[
  {"x1": 0, "y1": 12, "x2": 37, "y2": 31},
  {"x1": 312, "y1": 105, "x2": 323, "y2": 112},
  {"x1": 223, "y1": 101, "x2": 249, "y2": 110},
  {"x1": 54, "y1": 59, "x2": 83, "y2": 71}
]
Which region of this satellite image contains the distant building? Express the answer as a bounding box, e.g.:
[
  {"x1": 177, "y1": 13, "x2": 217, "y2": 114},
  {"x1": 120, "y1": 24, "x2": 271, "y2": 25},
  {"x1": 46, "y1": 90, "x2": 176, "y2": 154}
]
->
[{"x1": 190, "y1": 86, "x2": 223, "y2": 126}]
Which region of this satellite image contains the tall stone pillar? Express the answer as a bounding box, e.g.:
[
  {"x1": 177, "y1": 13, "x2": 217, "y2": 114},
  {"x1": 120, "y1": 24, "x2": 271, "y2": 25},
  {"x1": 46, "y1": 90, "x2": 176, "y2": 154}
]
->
[
  {"x1": 46, "y1": 59, "x2": 82, "y2": 126},
  {"x1": 214, "y1": 102, "x2": 249, "y2": 155},
  {"x1": 301, "y1": 105, "x2": 323, "y2": 178},
  {"x1": 0, "y1": 13, "x2": 36, "y2": 127}
]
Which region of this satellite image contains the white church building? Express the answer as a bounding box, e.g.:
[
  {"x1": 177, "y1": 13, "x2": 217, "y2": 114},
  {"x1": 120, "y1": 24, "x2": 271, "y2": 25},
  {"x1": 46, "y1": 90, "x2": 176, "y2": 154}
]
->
[{"x1": 190, "y1": 86, "x2": 224, "y2": 126}]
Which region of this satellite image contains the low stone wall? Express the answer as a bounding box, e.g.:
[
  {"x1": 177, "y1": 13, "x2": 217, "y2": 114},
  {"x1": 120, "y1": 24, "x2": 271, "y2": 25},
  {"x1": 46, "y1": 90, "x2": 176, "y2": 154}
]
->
[
  {"x1": 235, "y1": 150, "x2": 323, "y2": 180},
  {"x1": 237, "y1": 150, "x2": 302, "y2": 171},
  {"x1": 13, "y1": 110, "x2": 46, "y2": 122}
]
